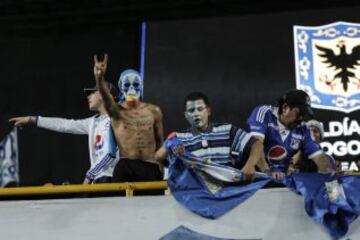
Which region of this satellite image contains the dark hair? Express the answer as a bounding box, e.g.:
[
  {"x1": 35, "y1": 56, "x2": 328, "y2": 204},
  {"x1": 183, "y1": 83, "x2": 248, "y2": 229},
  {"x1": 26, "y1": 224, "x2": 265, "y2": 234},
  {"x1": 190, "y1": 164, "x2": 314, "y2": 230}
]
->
[
  {"x1": 84, "y1": 81, "x2": 119, "y2": 101},
  {"x1": 277, "y1": 96, "x2": 286, "y2": 115},
  {"x1": 184, "y1": 92, "x2": 209, "y2": 109},
  {"x1": 278, "y1": 95, "x2": 298, "y2": 115},
  {"x1": 277, "y1": 89, "x2": 313, "y2": 117}
]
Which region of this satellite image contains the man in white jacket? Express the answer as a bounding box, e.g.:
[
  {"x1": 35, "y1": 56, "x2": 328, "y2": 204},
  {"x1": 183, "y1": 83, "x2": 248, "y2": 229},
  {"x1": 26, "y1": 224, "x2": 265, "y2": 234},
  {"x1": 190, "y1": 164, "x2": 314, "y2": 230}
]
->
[{"x1": 9, "y1": 82, "x2": 119, "y2": 184}]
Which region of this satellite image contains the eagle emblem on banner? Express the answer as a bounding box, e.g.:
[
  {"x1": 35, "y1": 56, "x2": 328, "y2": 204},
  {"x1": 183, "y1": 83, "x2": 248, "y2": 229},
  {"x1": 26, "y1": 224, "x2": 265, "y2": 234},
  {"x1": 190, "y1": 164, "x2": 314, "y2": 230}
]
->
[{"x1": 294, "y1": 21, "x2": 360, "y2": 113}]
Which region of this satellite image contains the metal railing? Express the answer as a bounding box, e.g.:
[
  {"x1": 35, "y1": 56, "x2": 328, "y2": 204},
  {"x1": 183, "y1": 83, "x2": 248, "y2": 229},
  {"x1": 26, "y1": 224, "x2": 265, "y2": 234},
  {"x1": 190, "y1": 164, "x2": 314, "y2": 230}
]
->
[{"x1": 0, "y1": 181, "x2": 168, "y2": 198}]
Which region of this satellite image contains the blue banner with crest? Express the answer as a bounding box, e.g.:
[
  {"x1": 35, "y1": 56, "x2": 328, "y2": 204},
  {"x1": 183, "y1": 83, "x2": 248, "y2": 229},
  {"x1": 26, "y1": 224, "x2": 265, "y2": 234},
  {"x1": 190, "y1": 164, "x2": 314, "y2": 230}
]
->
[
  {"x1": 294, "y1": 21, "x2": 360, "y2": 113},
  {"x1": 0, "y1": 128, "x2": 19, "y2": 187}
]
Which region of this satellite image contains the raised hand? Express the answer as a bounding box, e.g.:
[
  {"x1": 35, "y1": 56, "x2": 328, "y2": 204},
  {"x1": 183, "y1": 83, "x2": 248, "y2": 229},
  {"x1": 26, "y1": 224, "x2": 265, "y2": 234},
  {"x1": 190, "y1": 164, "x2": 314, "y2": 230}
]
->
[
  {"x1": 9, "y1": 116, "x2": 36, "y2": 127},
  {"x1": 93, "y1": 54, "x2": 108, "y2": 80}
]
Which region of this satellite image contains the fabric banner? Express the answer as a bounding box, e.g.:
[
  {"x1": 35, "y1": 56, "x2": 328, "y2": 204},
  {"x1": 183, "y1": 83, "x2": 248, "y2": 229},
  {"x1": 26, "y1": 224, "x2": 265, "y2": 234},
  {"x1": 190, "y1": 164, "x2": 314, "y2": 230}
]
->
[
  {"x1": 284, "y1": 173, "x2": 360, "y2": 239},
  {"x1": 0, "y1": 128, "x2": 19, "y2": 187},
  {"x1": 167, "y1": 150, "x2": 271, "y2": 219},
  {"x1": 168, "y1": 149, "x2": 360, "y2": 239}
]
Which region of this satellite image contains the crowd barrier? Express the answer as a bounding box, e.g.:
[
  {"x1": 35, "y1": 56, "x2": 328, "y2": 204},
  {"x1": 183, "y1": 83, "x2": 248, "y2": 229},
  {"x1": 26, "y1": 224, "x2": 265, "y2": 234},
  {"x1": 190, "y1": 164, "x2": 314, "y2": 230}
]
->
[{"x1": 0, "y1": 181, "x2": 168, "y2": 197}]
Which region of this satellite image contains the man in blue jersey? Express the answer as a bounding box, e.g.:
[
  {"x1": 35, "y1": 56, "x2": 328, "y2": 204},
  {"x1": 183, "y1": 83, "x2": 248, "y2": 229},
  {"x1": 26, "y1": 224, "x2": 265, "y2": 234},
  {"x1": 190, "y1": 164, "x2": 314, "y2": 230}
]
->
[
  {"x1": 155, "y1": 91, "x2": 263, "y2": 181},
  {"x1": 246, "y1": 89, "x2": 334, "y2": 180}
]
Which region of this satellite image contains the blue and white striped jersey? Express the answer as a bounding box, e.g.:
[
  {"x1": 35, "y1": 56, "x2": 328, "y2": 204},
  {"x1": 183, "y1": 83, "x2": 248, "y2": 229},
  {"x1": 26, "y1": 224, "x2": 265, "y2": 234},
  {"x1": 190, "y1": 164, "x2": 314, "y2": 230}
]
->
[
  {"x1": 174, "y1": 123, "x2": 255, "y2": 166},
  {"x1": 247, "y1": 105, "x2": 322, "y2": 172}
]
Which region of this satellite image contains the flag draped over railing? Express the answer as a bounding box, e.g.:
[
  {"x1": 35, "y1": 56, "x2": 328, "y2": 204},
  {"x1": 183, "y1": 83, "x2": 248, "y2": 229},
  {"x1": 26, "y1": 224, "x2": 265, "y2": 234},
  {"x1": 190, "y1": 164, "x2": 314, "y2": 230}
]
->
[
  {"x1": 167, "y1": 149, "x2": 272, "y2": 219},
  {"x1": 284, "y1": 173, "x2": 360, "y2": 239},
  {"x1": 0, "y1": 128, "x2": 19, "y2": 187},
  {"x1": 165, "y1": 136, "x2": 360, "y2": 239}
]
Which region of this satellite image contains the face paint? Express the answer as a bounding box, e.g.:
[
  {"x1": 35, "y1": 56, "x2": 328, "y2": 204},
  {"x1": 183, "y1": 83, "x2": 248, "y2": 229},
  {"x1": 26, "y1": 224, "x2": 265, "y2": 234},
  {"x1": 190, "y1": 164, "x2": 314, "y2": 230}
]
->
[
  {"x1": 310, "y1": 127, "x2": 322, "y2": 143},
  {"x1": 118, "y1": 69, "x2": 143, "y2": 103},
  {"x1": 185, "y1": 100, "x2": 210, "y2": 131},
  {"x1": 306, "y1": 120, "x2": 324, "y2": 141}
]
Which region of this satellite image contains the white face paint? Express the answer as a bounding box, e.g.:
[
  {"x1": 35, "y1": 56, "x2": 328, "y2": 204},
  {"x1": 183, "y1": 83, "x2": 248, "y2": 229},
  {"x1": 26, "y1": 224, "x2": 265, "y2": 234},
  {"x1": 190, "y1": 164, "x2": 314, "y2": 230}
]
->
[
  {"x1": 119, "y1": 70, "x2": 143, "y2": 102},
  {"x1": 310, "y1": 126, "x2": 322, "y2": 143},
  {"x1": 185, "y1": 99, "x2": 210, "y2": 131}
]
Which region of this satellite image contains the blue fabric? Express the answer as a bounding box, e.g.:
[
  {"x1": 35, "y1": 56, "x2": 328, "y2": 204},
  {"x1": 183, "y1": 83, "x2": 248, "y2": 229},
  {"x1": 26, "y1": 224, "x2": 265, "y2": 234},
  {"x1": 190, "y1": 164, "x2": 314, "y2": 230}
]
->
[
  {"x1": 0, "y1": 128, "x2": 19, "y2": 187},
  {"x1": 166, "y1": 138, "x2": 271, "y2": 219},
  {"x1": 160, "y1": 225, "x2": 241, "y2": 240},
  {"x1": 164, "y1": 136, "x2": 183, "y2": 153},
  {"x1": 165, "y1": 136, "x2": 360, "y2": 237},
  {"x1": 284, "y1": 173, "x2": 360, "y2": 239}
]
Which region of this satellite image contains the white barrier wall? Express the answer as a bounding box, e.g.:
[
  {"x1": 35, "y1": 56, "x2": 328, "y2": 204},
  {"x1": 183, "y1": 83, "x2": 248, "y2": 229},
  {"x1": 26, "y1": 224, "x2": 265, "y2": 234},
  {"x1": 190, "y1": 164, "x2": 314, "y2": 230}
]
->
[{"x1": 0, "y1": 188, "x2": 358, "y2": 240}]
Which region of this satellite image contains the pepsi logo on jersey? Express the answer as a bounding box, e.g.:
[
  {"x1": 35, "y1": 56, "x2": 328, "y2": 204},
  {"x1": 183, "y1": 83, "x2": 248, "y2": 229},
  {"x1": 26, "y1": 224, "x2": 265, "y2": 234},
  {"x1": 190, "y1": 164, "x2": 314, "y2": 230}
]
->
[
  {"x1": 94, "y1": 135, "x2": 104, "y2": 150},
  {"x1": 267, "y1": 145, "x2": 287, "y2": 161}
]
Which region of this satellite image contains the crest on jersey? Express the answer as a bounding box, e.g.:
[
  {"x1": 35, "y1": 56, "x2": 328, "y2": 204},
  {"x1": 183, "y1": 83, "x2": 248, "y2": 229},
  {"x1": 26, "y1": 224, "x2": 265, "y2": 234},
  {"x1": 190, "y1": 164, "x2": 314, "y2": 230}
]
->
[
  {"x1": 290, "y1": 138, "x2": 301, "y2": 150},
  {"x1": 294, "y1": 21, "x2": 360, "y2": 113}
]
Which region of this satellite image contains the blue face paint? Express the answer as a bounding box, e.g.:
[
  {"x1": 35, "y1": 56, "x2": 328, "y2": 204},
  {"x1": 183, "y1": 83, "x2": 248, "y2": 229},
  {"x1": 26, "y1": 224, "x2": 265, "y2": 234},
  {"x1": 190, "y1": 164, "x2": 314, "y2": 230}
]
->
[{"x1": 118, "y1": 69, "x2": 143, "y2": 102}]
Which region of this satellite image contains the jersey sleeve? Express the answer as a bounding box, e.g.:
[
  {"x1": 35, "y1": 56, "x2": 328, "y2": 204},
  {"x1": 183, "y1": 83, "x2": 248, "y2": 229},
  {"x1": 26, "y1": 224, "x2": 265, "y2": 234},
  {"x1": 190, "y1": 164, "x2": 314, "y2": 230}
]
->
[
  {"x1": 302, "y1": 126, "x2": 323, "y2": 159},
  {"x1": 37, "y1": 116, "x2": 91, "y2": 135},
  {"x1": 246, "y1": 105, "x2": 271, "y2": 139},
  {"x1": 230, "y1": 125, "x2": 253, "y2": 154}
]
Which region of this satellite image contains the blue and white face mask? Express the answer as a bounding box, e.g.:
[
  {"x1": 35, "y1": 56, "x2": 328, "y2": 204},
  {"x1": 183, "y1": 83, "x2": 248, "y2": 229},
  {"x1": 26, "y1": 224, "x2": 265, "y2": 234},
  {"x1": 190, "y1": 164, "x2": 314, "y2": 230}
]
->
[{"x1": 118, "y1": 69, "x2": 143, "y2": 102}]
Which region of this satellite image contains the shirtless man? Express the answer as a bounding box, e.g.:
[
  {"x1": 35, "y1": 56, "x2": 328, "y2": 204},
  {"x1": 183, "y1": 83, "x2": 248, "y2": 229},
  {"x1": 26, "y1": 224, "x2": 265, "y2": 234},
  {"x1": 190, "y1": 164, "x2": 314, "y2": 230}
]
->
[{"x1": 93, "y1": 54, "x2": 164, "y2": 182}]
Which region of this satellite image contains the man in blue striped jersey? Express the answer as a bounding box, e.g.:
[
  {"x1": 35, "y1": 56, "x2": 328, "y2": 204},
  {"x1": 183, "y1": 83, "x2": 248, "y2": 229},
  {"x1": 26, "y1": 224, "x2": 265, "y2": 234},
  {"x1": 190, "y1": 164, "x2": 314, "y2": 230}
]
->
[
  {"x1": 246, "y1": 89, "x2": 334, "y2": 180},
  {"x1": 155, "y1": 92, "x2": 263, "y2": 181}
]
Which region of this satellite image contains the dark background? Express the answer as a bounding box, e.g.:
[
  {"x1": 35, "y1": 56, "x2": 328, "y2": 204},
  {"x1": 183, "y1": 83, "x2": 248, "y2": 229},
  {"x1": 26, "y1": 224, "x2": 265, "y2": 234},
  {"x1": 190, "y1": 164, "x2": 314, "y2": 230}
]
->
[
  {"x1": 0, "y1": 1, "x2": 359, "y2": 186},
  {"x1": 144, "y1": 7, "x2": 360, "y2": 163},
  {"x1": 0, "y1": 17, "x2": 141, "y2": 185},
  {"x1": 144, "y1": 6, "x2": 360, "y2": 132}
]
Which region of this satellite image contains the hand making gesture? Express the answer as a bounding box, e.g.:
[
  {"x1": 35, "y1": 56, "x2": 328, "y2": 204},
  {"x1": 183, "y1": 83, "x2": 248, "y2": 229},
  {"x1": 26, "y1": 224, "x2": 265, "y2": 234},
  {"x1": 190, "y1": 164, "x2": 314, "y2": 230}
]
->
[{"x1": 93, "y1": 54, "x2": 108, "y2": 80}]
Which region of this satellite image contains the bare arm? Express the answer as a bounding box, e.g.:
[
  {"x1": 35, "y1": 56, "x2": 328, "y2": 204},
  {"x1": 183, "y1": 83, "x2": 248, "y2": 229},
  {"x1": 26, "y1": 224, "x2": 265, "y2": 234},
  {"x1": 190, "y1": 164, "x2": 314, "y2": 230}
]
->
[
  {"x1": 153, "y1": 105, "x2": 164, "y2": 151},
  {"x1": 288, "y1": 151, "x2": 302, "y2": 174},
  {"x1": 242, "y1": 139, "x2": 264, "y2": 181},
  {"x1": 311, "y1": 153, "x2": 335, "y2": 173},
  {"x1": 93, "y1": 54, "x2": 121, "y2": 121},
  {"x1": 253, "y1": 136, "x2": 270, "y2": 172},
  {"x1": 154, "y1": 134, "x2": 185, "y2": 163},
  {"x1": 9, "y1": 116, "x2": 37, "y2": 127},
  {"x1": 154, "y1": 146, "x2": 168, "y2": 163}
]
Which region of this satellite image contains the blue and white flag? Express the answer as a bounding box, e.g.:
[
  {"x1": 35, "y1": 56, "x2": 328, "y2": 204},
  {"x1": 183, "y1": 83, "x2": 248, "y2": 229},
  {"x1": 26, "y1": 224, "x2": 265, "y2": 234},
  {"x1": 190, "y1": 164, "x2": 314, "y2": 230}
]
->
[
  {"x1": 0, "y1": 128, "x2": 19, "y2": 187},
  {"x1": 166, "y1": 143, "x2": 271, "y2": 219},
  {"x1": 285, "y1": 173, "x2": 360, "y2": 239}
]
